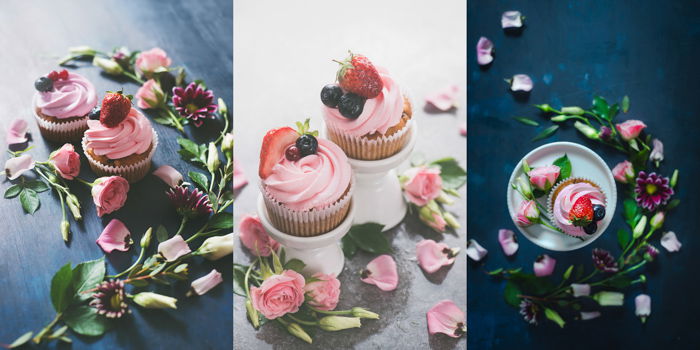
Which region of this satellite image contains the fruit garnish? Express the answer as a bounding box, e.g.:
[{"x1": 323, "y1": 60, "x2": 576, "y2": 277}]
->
[
  {"x1": 88, "y1": 106, "x2": 101, "y2": 120},
  {"x1": 285, "y1": 145, "x2": 301, "y2": 161},
  {"x1": 593, "y1": 204, "x2": 605, "y2": 221},
  {"x1": 47, "y1": 71, "x2": 60, "y2": 81},
  {"x1": 47, "y1": 69, "x2": 69, "y2": 81},
  {"x1": 259, "y1": 127, "x2": 299, "y2": 179},
  {"x1": 296, "y1": 134, "x2": 318, "y2": 157},
  {"x1": 338, "y1": 93, "x2": 365, "y2": 119},
  {"x1": 334, "y1": 51, "x2": 383, "y2": 98},
  {"x1": 34, "y1": 77, "x2": 53, "y2": 92},
  {"x1": 583, "y1": 221, "x2": 598, "y2": 235},
  {"x1": 58, "y1": 69, "x2": 69, "y2": 80},
  {"x1": 569, "y1": 195, "x2": 594, "y2": 227},
  {"x1": 321, "y1": 84, "x2": 343, "y2": 108},
  {"x1": 100, "y1": 90, "x2": 132, "y2": 128}
]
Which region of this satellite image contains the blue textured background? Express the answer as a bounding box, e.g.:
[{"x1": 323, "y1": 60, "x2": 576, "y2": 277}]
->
[{"x1": 467, "y1": 1, "x2": 700, "y2": 348}]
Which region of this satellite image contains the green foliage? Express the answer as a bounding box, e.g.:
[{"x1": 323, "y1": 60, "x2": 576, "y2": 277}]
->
[
  {"x1": 531, "y1": 125, "x2": 559, "y2": 141},
  {"x1": 341, "y1": 223, "x2": 390, "y2": 258},
  {"x1": 430, "y1": 157, "x2": 467, "y2": 190},
  {"x1": 552, "y1": 154, "x2": 572, "y2": 181}
]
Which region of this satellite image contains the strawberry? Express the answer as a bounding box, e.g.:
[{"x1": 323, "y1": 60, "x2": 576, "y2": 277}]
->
[
  {"x1": 569, "y1": 195, "x2": 594, "y2": 227},
  {"x1": 259, "y1": 127, "x2": 299, "y2": 179},
  {"x1": 335, "y1": 51, "x2": 383, "y2": 98},
  {"x1": 100, "y1": 91, "x2": 132, "y2": 127}
]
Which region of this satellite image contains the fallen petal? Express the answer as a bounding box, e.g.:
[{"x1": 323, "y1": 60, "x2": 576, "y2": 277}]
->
[
  {"x1": 580, "y1": 311, "x2": 601, "y2": 320},
  {"x1": 660, "y1": 231, "x2": 681, "y2": 252},
  {"x1": 6, "y1": 119, "x2": 28, "y2": 145},
  {"x1": 476, "y1": 37, "x2": 494, "y2": 66},
  {"x1": 190, "y1": 269, "x2": 223, "y2": 296},
  {"x1": 635, "y1": 294, "x2": 651, "y2": 320},
  {"x1": 498, "y1": 229, "x2": 518, "y2": 256},
  {"x1": 416, "y1": 239, "x2": 457, "y2": 274},
  {"x1": 501, "y1": 11, "x2": 523, "y2": 29},
  {"x1": 459, "y1": 122, "x2": 467, "y2": 136},
  {"x1": 4, "y1": 154, "x2": 35, "y2": 180},
  {"x1": 233, "y1": 159, "x2": 248, "y2": 190},
  {"x1": 426, "y1": 300, "x2": 466, "y2": 338},
  {"x1": 466, "y1": 239, "x2": 488, "y2": 261},
  {"x1": 425, "y1": 85, "x2": 460, "y2": 111},
  {"x1": 95, "y1": 219, "x2": 132, "y2": 253},
  {"x1": 510, "y1": 74, "x2": 533, "y2": 92},
  {"x1": 361, "y1": 254, "x2": 398, "y2": 291},
  {"x1": 158, "y1": 235, "x2": 192, "y2": 261},
  {"x1": 533, "y1": 254, "x2": 556, "y2": 277},
  {"x1": 153, "y1": 165, "x2": 183, "y2": 188}
]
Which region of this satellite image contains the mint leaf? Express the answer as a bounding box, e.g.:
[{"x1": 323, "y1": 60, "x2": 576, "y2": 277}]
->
[
  {"x1": 513, "y1": 116, "x2": 539, "y2": 126},
  {"x1": 4, "y1": 184, "x2": 22, "y2": 198},
  {"x1": 341, "y1": 235, "x2": 358, "y2": 258},
  {"x1": 552, "y1": 154, "x2": 572, "y2": 181},
  {"x1": 503, "y1": 281, "x2": 522, "y2": 307},
  {"x1": 189, "y1": 171, "x2": 209, "y2": 191},
  {"x1": 430, "y1": 157, "x2": 467, "y2": 190},
  {"x1": 71, "y1": 258, "x2": 106, "y2": 303},
  {"x1": 8, "y1": 331, "x2": 33, "y2": 348},
  {"x1": 50, "y1": 263, "x2": 73, "y2": 312},
  {"x1": 283, "y1": 259, "x2": 306, "y2": 273},
  {"x1": 208, "y1": 212, "x2": 233, "y2": 230},
  {"x1": 622, "y1": 95, "x2": 630, "y2": 113},
  {"x1": 64, "y1": 305, "x2": 111, "y2": 337},
  {"x1": 19, "y1": 188, "x2": 39, "y2": 214},
  {"x1": 155, "y1": 225, "x2": 169, "y2": 243},
  {"x1": 25, "y1": 180, "x2": 49, "y2": 193},
  {"x1": 544, "y1": 308, "x2": 565, "y2": 328},
  {"x1": 346, "y1": 223, "x2": 391, "y2": 255},
  {"x1": 532, "y1": 125, "x2": 559, "y2": 141}
]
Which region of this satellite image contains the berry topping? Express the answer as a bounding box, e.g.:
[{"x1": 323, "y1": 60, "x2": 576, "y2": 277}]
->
[
  {"x1": 334, "y1": 51, "x2": 383, "y2": 98},
  {"x1": 296, "y1": 134, "x2": 318, "y2": 157},
  {"x1": 285, "y1": 145, "x2": 301, "y2": 161},
  {"x1": 100, "y1": 90, "x2": 132, "y2": 128},
  {"x1": 569, "y1": 195, "x2": 594, "y2": 227},
  {"x1": 58, "y1": 69, "x2": 69, "y2": 80},
  {"x1": 337, "y1": 93, "x2": 365, "y2": 119},
  {"x1": 88, "y1": 106, "x2": 101, "y2": 120},
  {"x1": 259, "y1": 127, "x2": 299, "y2": 179},
  {"x1": 321, "y1": 84, "x2": 343, "y2": 108},
  {"x1": 583, "y1": 221, "x2": 598, "y2": 235},
  {"x1": 34, "y1": 77, "x2": 53, "y2": 92},
  {"x1": 593, "y1": 204, "x2": 606, "y2": 221},
  {"x1": 47, "y1": 71, "x2": 59, "y2": 81}
]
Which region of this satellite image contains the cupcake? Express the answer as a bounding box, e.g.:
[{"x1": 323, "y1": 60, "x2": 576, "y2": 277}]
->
[
  {"x1": 548, "y1": 178, "x2": 607, "y2": 237},
  {"x1": 82, "y1": 91, "x2": 158, "y2": 183},
  {"x1": 321, "y1": 52, "x2": 412, "y2": 160},
  {"x1": 259, "y1": 120, "x2": 353, "y2": 237},
  {"x1": 33, "y1": 69, "x2": 97, "y2": 142}
]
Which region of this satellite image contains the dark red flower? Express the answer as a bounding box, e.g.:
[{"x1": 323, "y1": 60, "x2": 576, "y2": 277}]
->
[
  {"x1": 89, "y1": 280, "x2": 129, "y2": 319},
  {"x1": 592, "y1": 248, "x2": 619, "y2": 273},
  {"x1": 172, "y1": 82, "x2": 217, "y2": 127},
  {"x1": 635, "y1": 172, "x2": 673, "y2": 211},
  {"x1": 167, "y1": 185, "x2": 213, "y2": 218}
]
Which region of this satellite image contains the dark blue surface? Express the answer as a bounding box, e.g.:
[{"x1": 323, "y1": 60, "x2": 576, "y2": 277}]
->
[
  {"x1": 468, "y1": 1, "x2": 700, "y2": 349},
  {"x1": 0, "y1": 1, "x2": 232, "y2": 349}
]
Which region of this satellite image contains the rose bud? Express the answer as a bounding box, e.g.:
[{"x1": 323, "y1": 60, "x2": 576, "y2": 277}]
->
[
  {"x1": 574, "y1": 121, "x2": 600, "y2": 140},
  {"x1": 49, "y1": 143, "x2": 80, "y2": 180},
  {"x1": 196, "y1": 233, "x2": 233, "y2": 261},
  {"x1": 527, "y1": 165, "x2": 560, "y2": 191},
  {"x1": 612, "y1": 160, "x2": 634, "y2": 184},
  {"x1": 616, "y1": 120, "x2": 647, "y2": 141},
  {"x1": 593, "y1": 291, "x2": 624, "y2": 306},
  {"x1": 92, "y1": 56, "x2": 123, "y2": 75},
  {"x1": 318, "y1": 316, "x2": 362, "y2": 331},
  {"x1": 515, "y1": 200, "x2": 540, "y2": 227}
]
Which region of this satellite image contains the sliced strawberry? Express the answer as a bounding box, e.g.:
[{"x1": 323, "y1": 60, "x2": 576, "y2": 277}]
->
[
  {"x1": 569, "y1": 195, "x2": 594, "y2": 227},
  {"x1": 259, "y1": 127, "x2": 299, "y2": 179},
  {"x1": 100, "y1": 91, "x2": 131, "y2": 127}
]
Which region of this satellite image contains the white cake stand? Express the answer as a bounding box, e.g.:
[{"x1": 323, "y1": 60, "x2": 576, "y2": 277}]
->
[{"x1": 257, "y1": 194, "x2": 354, "y2": 277}]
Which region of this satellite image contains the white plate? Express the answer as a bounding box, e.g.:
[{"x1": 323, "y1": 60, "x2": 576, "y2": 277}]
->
[{"x1": 506, "y1": 142, "x2": 617, "y2": 251}]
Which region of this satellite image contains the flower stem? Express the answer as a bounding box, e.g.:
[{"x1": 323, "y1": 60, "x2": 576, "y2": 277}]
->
[
  {"x1": 174, "y1": 216, "x2": 188, "y2": 236},
  {"x1": 286, "y1": 314, "x2": 318, "y2": 326},
  {"x1": 122, "y1": 70, "x2": 144, "y2": 85},
  {"x1": 165, "y1": 107, "x2": 185, "y2": 133},
  {"x1": 32, "y1": 313, "x2": 62, "y2": 344},
  {"x1": 185, "y1": 222, "x2": 210, "y2": 243},
  {"x1": 307, "y1": 305, "x2": 352, "y2": 316},
  {"x1": 74, "y1": 177, "x2": 93, "y2": 187},
  {"x1": 109, "y1": 246, "x2": 147, "y2": 279}
]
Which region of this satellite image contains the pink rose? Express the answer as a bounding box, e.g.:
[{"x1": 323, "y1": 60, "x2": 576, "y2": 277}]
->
[
  {"x1": 612, "y1": 160, "x2": 634, "y2": 184},
  {"x1": 91, "y1": 176, "x2": 129, "y2": 217},
  {"x1": 250, "y1": 270, "x2": 305, "y2": 319},
  {"x1": 303, "y1": 273, "x2": 341, "y2": 311},
  {"x1": 135, "y1": 79, "x2": 164, "y2": 109},
  {"x1": 238, "y1": 214, "x2": 280, "y2": 257},
  {"x1": 515, "y1": 200, "x2": 540, "y2": 226},
  {"x1": 527, "y1": 165, "x2": 560, "y2": 191},
  {"x1": 401, "y1": 166, "x2": 442, "y2": 206},
  {"x1": 49, "y1": 143, "x2": 80, "y2": 180},
  {"x1": 616, "y1": 120, "x2": 646, "y2": 141},
  {"x1": 135, "y1": 48, "x2": 172, "y2": 77}
]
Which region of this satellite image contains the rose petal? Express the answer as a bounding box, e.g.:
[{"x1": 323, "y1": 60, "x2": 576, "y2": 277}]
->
[
  {"x1": 153, "y1": 165, "x2": 183, "y2": 188},
  {"x1": 416, "y1": 239, "x2": 457, "y2": 274},
  {"x1": 361, "y1": 255, "x2": 398, "y2": 291},
  {"x1": 635, "y1": 294, "x2": 651, "y2": 318},
  {"x1": 476, "y1": 37, "x2": 494, "y2": 65},
  {"x1": 95, "y1": 219, "x2": 132, "y2": 253},
  {"x1": 501, "y1": 11, "x2": 523, "y2": 29},
  {"x1": 510, "y1": 74, "x2": 533, "y2": 92},
  {"x1": 466, "y1": 239, "x2": 488, "y2": 261},
  {"x1": 534, "y1": 254, "x2": 556, "y2": 277},
  {"x1": 158, "y1": 235, "x2": 192, "y2": 261},
  {"x1": 497, "y1": 229, "x2": 519, "y2": 256},
  {"x1": 233, "y1": 159, "x2": 248, "y2": 190},
  {"x1": 4, "y1": 154, "x2": 35, "y2": 180},
  {"x1": 426, "y1": 300, "x2": 465, "y2": 338},
  {"x1": 238, "y1": 214, "x2": 279, "y2": 257},
  {"x1": 580, "y1": 311, "x2": 601, "y2": 320},
  {"x1": 459, "y1": 122, "x2": 467, "y2": 136},
  {"x1": 190, "y1": 269, "x2": 223, "y2": 296},
  {"x1": 425, "y1": 85, "x2": 460, "y2": 111},
  {"x1": 571, "y1": 283, "x2": 591, "y2": 297},
  {"x1": 6, "y1": 119, "x2": 28, "y2": 145},
  {"x1": 660, "y1": 231, "x2": 681, "y2": 252}
]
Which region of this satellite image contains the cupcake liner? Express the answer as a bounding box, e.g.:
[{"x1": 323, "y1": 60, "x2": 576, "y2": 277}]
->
[
  {"x1": 326, "y1": 118, "x2": 413, "y2": 160},
  {"x1": 33, "y1": 107, "x2": 89, "y2": 143},
  {"x1": 547, "y1": 177, "x2": 608, "y2": 237},
  {"x1": 82, "y1": 129, "x2": 159, "y2": 183},
  {"x1": 261, "y1": 178, "x2": 354, "y2": 237}
]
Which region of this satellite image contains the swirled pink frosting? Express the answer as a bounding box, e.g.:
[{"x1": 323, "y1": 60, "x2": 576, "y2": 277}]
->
[
  {"x1": 322, "y1": 67, "x2": 404, "y2": 137},
  {"x1": 35, "y1": 72, "x2": 97, "y2": 119},
  {"x1": 553, "y1": 182, "x2": 606, "y2": 237},
  {"x1": 85, "y1": 108, "x2": 153, "y2": 159},
  {"x1": 262, "y1": 138, "x2": 351, "y2": 211}
]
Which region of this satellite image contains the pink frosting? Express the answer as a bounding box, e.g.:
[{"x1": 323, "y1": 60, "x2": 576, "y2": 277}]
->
[
  {"x1": 322, "y1": 67, "x2": 404, "y2": 137},
  {"x1": 35, "y1": 72, "x2": 97, "y2": 119},
  {"x1": 84, "y1": 108, "x2": 153, "y2": 159},
  {"x1": 262, "y1": 138, "x2": 351, "y2": 211},
  {"x1": 553, "y1": 182, "x2": 606, "y2": 237}
]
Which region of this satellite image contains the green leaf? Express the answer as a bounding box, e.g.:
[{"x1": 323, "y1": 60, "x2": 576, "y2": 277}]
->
[
  {"x1": 509, "y1": 272, "x2": 556, "y2": 295},
  {"x1": 603, "y1": 274, "x2": 633, "y2": 289},
  {"x1": 562, "y1": 265, "x2": 574, "y2": 280},
  {"x1": 430, "y1": 157, "x2": 467, "y2": 190},
  {"x1": 19, "y1": 188, "x2": 39, "y2": 214},
  {"x1": 592, "y1": 96, "x2": 610, "y2": 120},
  {"x1": 8, "y1": 331, "x2": 33, "y2": 348},
  {"x1": 50, "y1": 263, "x2": 73, "y2": 312},
  {"x1": 487, "y1": 268, "x2": 504, "y2": 276},
  {"x1": 178, "y1": 138, "x2": 200, "y2": 154},
  {"x1": 4, "y1": 184, "x2": 22, "y2": 198},
  {"x1": 189, "y1": 171, "x2": 209, "y2": 190},
  {"x1": 552, "y1": 154, "x2": 572, "y2": 181},
  {"x1": 617, "y1": 229, "x2": 631, "y2": 249},
  {"x1": 623, "y1": 199, "x2": 641, "y2": 228},
  {"x1": 346, "y1": 223, "x2": 391, "y2": 255},
  {"x1": 283, "y1": 259, "x2": 306, "y2": 273},
  {"x1": 153, "y1": 115, "x2": 174, "y2": 126},
  {"x1": 544, "y1": 308, "x2": 566, "y2": 328},
  {"x1": 531, "y1": 125, "x2": 559, "y2": 142},
  {"x1": 503, "y1": 282, "x2": 522, "y2": 307},
  {"x1": 64, "y1": 305, "x2": 111, "y2": 337},
  {"x1": 50, "y1": 325, "x2": 68, "y2": 338},
  {"x1": 25, "y1": 180, "x2": 49, "y2": 193},
  {"x1": 622, "y1": 95, "x2": 630, "y2": 113},
  {"x1": 233, "y1": 264, "x2": 249, "y2": 297},
  {"x1": 666, "y1": 199, "x2": 680, "y2": 211},
  {"x1": 341, "y1": 235, "x2": 358, "y2": 258},
  {"x1": 513, "y1": 116, "x2": 539, "y2": 126},
  {"x1": 71, "y1": 257, "x2": 106, "y2": 303},
  {"x1": 208, "y1": 212, "x2": 233, "y2": 230},
  {"x1": 609, "y1": 103, "x2": 620, "y2": 120},
  {"x1": 155, "y1": 225, "x2": 169, "y2": 243}
]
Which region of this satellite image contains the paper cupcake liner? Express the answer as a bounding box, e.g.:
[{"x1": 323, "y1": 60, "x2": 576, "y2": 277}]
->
[
  {"x1": 33, "y1": 108, "x2": 89, "y2": 143},
  {"x1": 261, "y1": 179, "x2": 354, "y2": 237},
  {"x1": 82, "y1": 129, "x2": 159, "y2": 183},
  {"x1": 547, "y1": 177, "x2": 608, "y2": 237},
  {"x1": 326, "y1": 118, "x2": 413, "y2": 160}
]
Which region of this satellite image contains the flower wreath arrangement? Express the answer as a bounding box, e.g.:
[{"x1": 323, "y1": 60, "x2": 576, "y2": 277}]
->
[{"x1": 3, "y1": 46, "x2": 234, "y2": 348}]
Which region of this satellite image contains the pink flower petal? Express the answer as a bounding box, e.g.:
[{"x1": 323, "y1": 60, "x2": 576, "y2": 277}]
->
[
  {"x1": 534, "y1": 254, "x2": 556, "y2": 277},
  {"x1": 580, "y1": 311, "x2": 601, "y2": 320},
  {"x1": 426, "y1": 300, "x2": 466, "y2": 338},
  {"x1": 191, "y1": 269, "x2": 223, "y2": 296},
  {"x1": 233, "y1": 159, "x2": 248, "y2": 190},
  {"x1": 6, "y1": 119, "x2": 28, "y2": 145},
  {"x1": 361, "y1": 255, "x2": 398, "y2": 291},
  {"x1": 158, "y1": 235, "x2": 192, "y2": 261},
  {"x1": 238, "y1": 214, "x2": 280, "y2": 257},
  {"x1": 425, "y1": 85, "x2": 460, "y2": 111},
  {"x1": 153, "y1": 165, "x2": 183, "y2": 188},
  {"x1": 416, "y1": 239, "x2": 457, "y2": 274},
  {"x1": 459, "y1": 122, "x2": 467, "y2": 136},
  {"x1": 635, "y1": 294, "x2": 651, "y2": 319},
  {"x1": 501, "y1": 11, "x2": 523, "y2": 29},
  {"x1": 660, "y1": 231, "x2": 681, "y2": 252},
  {"x1": 571, "y1": 283, "x2": 590, "y2": 297},
  {"x1": 476, "y1": 37, "x2": 494, "y2": 65},
  {"x1": 95, "y1": 219, "x2": 132, "y2": 253},
  {"x1": 510, "y1": 74, "x2": 533, "y2": 92},
  {"x1": 4, "y1": 154, "x2": 35, "y2": 180},
  {"x1": 466, "y1": 239, "x2": 488, "y2": 261},
  {"x1": 498, "y1": 229, "x2": 519, "y2": 256}
]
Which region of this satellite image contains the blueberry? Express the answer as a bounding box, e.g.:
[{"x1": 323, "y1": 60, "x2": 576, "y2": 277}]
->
[
  {"x1": 321, "y1": 84, "x2": 343, "y2": 108},
  {"x1": 88, "y1": 106, "x2": 101, "y2": 120},
  {"x1": 34, "y1": 77, "x2": 53, "y2": 92},
  {"x1": 593, "y1": 204, "x2": 605, "y2": 221},
  {"x1": 296, "y1": 134, "x2": 318, "y2": 157},
  {"x1": 583, "y1": 221, "x2": 597, "y2": 235},
  {"x1": 337, "y1": 93, "x2": 365, "y2": 119},
  {"x1": 285, "y1": 145, "x2": 301, "y2": 161}
]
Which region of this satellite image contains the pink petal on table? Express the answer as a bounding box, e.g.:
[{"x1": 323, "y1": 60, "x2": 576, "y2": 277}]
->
[
  {"x1": 466, "y1": 239, "x2": 488, "y2": 261},
  {"x1": 426, "y1": 300, "x2": 466, "y2": 338},
  {"x1": 95, "y1": 219, "x2": 132, "y2": 253},
  {"x1": 580, "y1": 311, "x2": 601, "y2": 320},
  {"x1": 6, "y1": 119, "x2": 28, "y2": 145},
  {"x1": 158, "y1": 235, "x2": 192, "y2": 261},
  {"x1": 361, "y1": 254, "x2": 398, "y2": 291},
  {"x1": 635, "y1": 294, "x2": 651, "y2": 321},
  {"x1": 498, "y1": 229, "x2": 518, "y2": 256},
  {"x1": 510, "y1": 74, "x2": 533, "y2": 92},
  {"x1": 459, "y1": 122, "x2": 467, "y2": 136},
  {"x1": 501, "y1": 11, "x2": 523, "y2": 29},
  {"x1": 416, "y1": 239, "x2": 457, "y2": 274},
  {"x1": 425, "y1": 85, "x2": 460, "y2": 111},
  {"x1": 233, "y1": 159, "x2": 248, "y2": 190},
  {"x1": 153, "y1": 165, "x2": 183, "y2": 188},
  {"x1": 533, "y1": 254, "x2": 556, "y2": 277},
  {"x1": 476, "y1": 37, "x2": 494, "y2": 65},
  {"x1": 660, "y1": 231, "x2": 681, "y2": 252},
  {"x1": 4, "y1": 154, "x2": 35, "y2": 180},
  {"x1": 190, "y1": 269, "x2": 223, "y2": 296}
]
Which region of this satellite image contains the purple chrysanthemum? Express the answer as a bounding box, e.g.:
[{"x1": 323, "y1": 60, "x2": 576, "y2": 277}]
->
[
  {"x1": 172, "y1": 82, "x2": 217, "y2": 127},
  {"x1": 634, "y1": 172, "x2": 673, "y2": 211},
  {"x1": 89, "y1": 280, "x2": 129, "y2": 319},
  {"x1": 519, "y1": 299, "x2": 539, "y2": 325},
  {"x1": 592, "y1": 248, "x2": 619, "y2": 273},
  {"x1": 167, "y1": 185, "x2": 213, "y2": 218},
  {"x1": 598, "y1": 126, "x2": 612, "y2": 141},
  {"x1": 644, "y1": 244, "x2": 659, "y2": 262}
]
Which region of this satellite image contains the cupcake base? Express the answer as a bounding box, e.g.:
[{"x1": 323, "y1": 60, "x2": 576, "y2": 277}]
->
[
  {"x1": 81, "y1": 130, "x2": 159, "y2": 183},
  {"x1": 33, "y1": 108, "x2": 89, "y2": 143}
]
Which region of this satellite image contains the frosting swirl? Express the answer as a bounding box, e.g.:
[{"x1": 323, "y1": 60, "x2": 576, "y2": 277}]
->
[
  {"x1": 322, "y1": 67, "x2": 404, "y2": 137},
  {"x1": 262, "y1": 138, "x2": 351, "y2": 211},
  {"x1": 84, "y1": 108, "x2": 153, "y2": 159},
  {"x1": 35, "y1": 72, "x2": 97, "y2": 119},
  {"x1": 553, "y1": 182, "x2": 606, "y2": 237}
]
